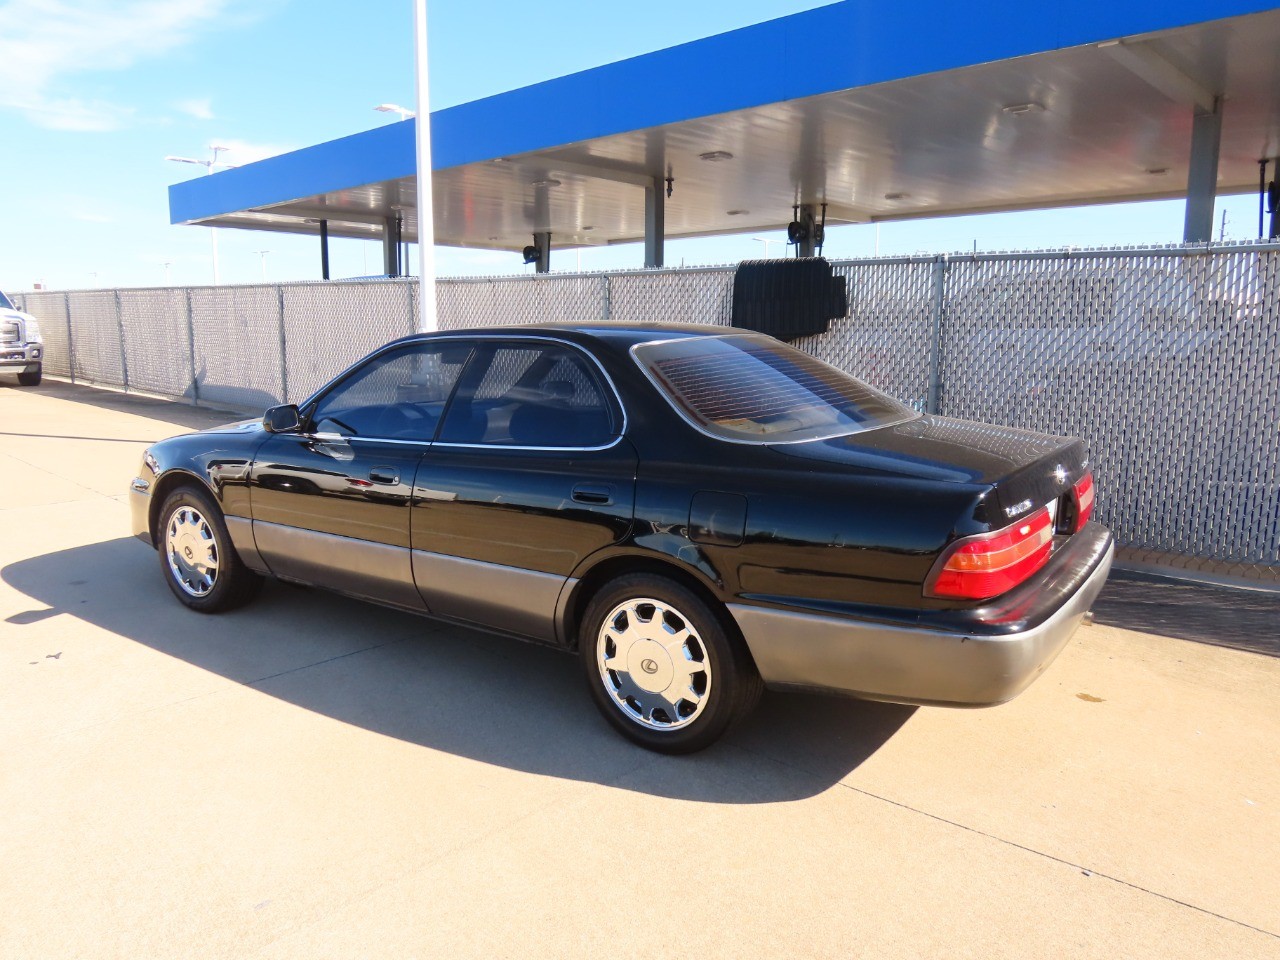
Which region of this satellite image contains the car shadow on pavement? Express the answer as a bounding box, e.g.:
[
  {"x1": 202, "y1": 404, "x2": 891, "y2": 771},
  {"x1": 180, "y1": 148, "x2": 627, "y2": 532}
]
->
[
  {"x1": 17, "y1": 380, "x2": 259, "y2": 432},
  {"x1": 3, "y1": 537, "x2": 915, "y2": 803}
]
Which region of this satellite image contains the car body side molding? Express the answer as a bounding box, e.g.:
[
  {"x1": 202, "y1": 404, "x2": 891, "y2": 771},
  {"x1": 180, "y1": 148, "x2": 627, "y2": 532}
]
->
[
  {"x1": 225, "y1": 516, "x2": 269, "y2": 575},
  {"x1": 412, "y1": 549, "x2": 570, "y2": 643},
  {"x1": 252, "y1": 520, "x2": 425, "y2": 611}
]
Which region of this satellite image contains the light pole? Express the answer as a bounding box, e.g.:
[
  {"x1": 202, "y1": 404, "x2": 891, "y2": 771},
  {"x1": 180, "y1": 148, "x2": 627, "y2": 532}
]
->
[
  {"x1": 752, "y1": 236, "x2": 782, "y2": 258},
  {"x1": 375, "y1": 103, "x2": 415, "y2": 122},
  {"x1": 254, "y1": 250, "x2": 270, "y2": 281},
  {"x1": 413, "y1": 0, "x2": 437, "y2": 331},
  {"x1": 166, "y1": 144, "x2": 237, "y2": 284}
]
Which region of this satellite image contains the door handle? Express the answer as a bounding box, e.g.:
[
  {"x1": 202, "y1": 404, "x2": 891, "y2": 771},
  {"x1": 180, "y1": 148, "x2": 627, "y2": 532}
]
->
[
  {"x1": 369, "y1": 466, "x2": 400, "y2": 485},
  {"x1": 572, "y1": 483, "x2": 613, "y2": 505}
]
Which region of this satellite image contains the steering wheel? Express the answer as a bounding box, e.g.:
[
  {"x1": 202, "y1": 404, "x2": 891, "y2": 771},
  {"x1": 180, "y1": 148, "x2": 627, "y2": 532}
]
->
[{"x1": 373, "y1": 403, "x2": 429, "y2": 439}]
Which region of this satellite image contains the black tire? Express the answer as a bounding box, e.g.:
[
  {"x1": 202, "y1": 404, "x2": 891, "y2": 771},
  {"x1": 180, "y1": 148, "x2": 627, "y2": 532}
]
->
[
  {"x1": 156, "y1": 486, "x2": 262, "y2": 613},
  {"x1": 579, "y1": 573, "x2": 763, "y2": 754},
  {"x1": 17, "y1": 364, "x2": 41, "y2": 387}
]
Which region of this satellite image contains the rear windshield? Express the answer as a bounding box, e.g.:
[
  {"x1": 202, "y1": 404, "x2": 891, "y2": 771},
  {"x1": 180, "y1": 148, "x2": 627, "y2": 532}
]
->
[{"x1": 633, "y1": 333, "x2": 915, "y2": 443}]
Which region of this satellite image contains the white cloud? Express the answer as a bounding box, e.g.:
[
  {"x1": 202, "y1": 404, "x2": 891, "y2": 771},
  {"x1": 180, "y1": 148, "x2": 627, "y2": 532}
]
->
[
  {"x1": 0, "y1": 0, "x2": 234, "y2": 131},
  {"x1": 176, "y1": 97, "x2": 214, "y2": 120}
]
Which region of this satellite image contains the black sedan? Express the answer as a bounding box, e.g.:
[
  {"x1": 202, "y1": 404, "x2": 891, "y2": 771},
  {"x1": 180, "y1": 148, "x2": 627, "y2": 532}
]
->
[{"x1": 131, "y1": 324, "x2": 1113, "y2": 753}]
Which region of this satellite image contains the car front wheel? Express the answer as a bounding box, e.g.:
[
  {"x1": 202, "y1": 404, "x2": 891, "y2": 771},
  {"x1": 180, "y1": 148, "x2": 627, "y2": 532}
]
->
[
  {"x1": 579, "y1": 573, "x2": 763, "y2": 753},
  {"x1": 157, "y1": 486, "x2": 261, "y2": 612}
]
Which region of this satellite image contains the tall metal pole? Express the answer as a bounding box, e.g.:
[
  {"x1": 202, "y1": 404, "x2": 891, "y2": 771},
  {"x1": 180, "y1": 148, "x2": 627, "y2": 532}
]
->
[{"x1": 414, "y1": 0, "x2": 437, "y2": 331}]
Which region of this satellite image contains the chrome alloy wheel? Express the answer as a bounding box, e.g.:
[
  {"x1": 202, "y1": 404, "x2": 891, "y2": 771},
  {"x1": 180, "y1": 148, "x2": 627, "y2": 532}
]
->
[
  {"x1": 165, "y1": 505, "x2": 220, "y2": 598},
  {"x1": 596, "y1": 597, "x2": 712, "y2": 730}
]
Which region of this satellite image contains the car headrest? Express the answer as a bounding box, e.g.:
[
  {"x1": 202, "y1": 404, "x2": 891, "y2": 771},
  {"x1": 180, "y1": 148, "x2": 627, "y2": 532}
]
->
[{"x1": 542, "y1": 379, "x2": 574, "y2": 402}]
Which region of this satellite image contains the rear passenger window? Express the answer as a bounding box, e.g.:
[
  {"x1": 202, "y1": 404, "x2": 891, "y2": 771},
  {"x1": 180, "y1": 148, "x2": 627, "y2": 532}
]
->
[{"x1": 439, "y1": 343, "x2": 617, "y2": 448}]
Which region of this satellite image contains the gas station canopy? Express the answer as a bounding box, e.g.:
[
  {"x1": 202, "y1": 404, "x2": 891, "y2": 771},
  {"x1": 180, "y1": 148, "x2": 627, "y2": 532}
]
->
[{"x1": 169, "y1": 0, "x2": 1280, "y2": 261}]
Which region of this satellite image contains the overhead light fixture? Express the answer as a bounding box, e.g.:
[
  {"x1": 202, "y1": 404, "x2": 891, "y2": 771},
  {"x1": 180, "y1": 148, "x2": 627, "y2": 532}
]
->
[
  {"x1": 884, "y1": 192, "x2": 910, "y2": 201},
  {"x1": 487, "y1": 236, "x2": 499, "y2": 241},
  {"x1": 1145, "y1": 167, "x2": 1169, "y2": 176},
  {"x1": 1002, "y1": 102, "x2": 1045, "y2": 116},
  {"x1": 374, "y1": 103, "x2": 415, "y2": 121},
  {"x1": 726, "y1": 209, "x2": 749, "y2": 215},
  {"x1": 699, "y1": 150, "x2": 734, "y2": 162},
  {"x1": 530, "y1": 177, "x2": 561, "y2": 187},
  {"x1": 582, "y1": 225, "x2": 595, "y2": 231}
]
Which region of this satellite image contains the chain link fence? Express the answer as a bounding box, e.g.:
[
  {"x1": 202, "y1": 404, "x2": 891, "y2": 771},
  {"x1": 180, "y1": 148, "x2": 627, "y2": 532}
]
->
[{"x1": 13, "y1": 242, "x2": 1280, "y2": 586}]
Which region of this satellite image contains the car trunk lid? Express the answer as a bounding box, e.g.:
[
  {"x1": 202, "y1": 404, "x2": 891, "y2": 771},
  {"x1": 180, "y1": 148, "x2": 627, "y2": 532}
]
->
[{"x1": 770, "y1": 413, "x2": 1089, "y2": 524}]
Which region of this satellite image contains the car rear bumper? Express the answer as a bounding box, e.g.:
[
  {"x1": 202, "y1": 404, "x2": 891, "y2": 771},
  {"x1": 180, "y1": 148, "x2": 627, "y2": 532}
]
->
[{"x1": 729, "y1": 523, "x2": 1114, "y2": 707}]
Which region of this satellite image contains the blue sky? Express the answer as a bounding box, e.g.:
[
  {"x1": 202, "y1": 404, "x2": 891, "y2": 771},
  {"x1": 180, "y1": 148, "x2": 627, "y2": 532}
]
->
[{"x1": 0, "y1": 0, "x2": 1264, "y2": 291}]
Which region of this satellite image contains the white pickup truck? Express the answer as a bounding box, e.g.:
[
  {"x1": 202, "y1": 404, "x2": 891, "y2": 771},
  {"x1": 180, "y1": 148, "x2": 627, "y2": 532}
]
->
[{"x1": 1, "y1": 290, "x2": 43, "y2": 386}]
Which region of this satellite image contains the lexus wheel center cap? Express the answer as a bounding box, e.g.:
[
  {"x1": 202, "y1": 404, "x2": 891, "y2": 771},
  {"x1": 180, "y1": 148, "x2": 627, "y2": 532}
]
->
[{"x1": 627, "y1": 640, "x2": 674, "y2": 692}]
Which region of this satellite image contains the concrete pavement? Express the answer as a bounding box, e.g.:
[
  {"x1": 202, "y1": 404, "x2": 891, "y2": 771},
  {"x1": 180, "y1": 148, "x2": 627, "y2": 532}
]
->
[{"x1": 2, "y1": 379, "x2": 1278, "y2": 959}]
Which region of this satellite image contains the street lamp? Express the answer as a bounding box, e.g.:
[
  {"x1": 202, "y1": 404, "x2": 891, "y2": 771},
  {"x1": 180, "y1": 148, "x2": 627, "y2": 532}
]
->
[
  {"x1": 166, "y1": 144, "x2": 238, "y2": 284},
  {"x1": 375, "y1": 103, "x2": 415, "y2": 121},
  {"x1": 752, "y1": 236, "x2": 783, "y2": 258},
  {"x1": 254, "y1": 250, "x2": 270, "y2": 281}
]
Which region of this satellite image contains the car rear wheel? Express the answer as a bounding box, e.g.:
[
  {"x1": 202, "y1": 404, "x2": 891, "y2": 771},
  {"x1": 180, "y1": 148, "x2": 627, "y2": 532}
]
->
[
  {"x1": 579, "y1": 573, "x2": 763, "y2": 753},
  {"x1": 157, "y1": 486, "x2": 261, "y2": 613},
  {"x1": 17, "y1": 364, "x2": 41, "y2": 386}
]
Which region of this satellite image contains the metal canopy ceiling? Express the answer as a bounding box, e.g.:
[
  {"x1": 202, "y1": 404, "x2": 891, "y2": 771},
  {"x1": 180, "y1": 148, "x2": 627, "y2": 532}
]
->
[{"x1": 169, "y1": 1, "x2": 1280, "y2": 251}]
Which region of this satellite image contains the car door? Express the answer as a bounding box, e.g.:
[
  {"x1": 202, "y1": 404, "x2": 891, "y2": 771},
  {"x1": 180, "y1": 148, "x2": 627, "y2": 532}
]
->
[
  {"x1": 250, "y1": 340, "x2": 471, "y2": 610},
  {"x1": 411, "y1": 338, "x2": 637, "y2": 641}
]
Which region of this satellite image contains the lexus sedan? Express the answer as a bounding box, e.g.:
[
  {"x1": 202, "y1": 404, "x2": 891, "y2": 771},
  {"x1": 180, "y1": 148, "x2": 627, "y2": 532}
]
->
[{"x1": 131, "y1": 324, "x2": 1113, "y2": 753}]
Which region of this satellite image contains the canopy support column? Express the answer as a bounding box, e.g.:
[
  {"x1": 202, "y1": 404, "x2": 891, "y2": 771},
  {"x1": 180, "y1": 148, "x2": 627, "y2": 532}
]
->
[
  {"x1": 319, "y1": 219, "x2": 330, "y2": 280},
  {"x1": 797, "y1": 206, "x2": 818, "y2": 257},
  {"x1": 383, "y1": 216, "x2": 400, "y2": 277},
  {"x1": 1183, "y1": 97, "x2": 1223, "y2": 243},
  {"x1": 532, "y1": 231, "x2": 551, "y2": 273},
  {"x1": 645, "y1": 176, "x2": 665, "y2": 268}
]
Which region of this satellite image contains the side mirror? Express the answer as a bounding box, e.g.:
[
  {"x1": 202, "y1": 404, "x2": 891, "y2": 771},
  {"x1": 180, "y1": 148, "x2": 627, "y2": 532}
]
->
[{"x1": 262, "y1": 404, "x2": 301, "y2": 433}]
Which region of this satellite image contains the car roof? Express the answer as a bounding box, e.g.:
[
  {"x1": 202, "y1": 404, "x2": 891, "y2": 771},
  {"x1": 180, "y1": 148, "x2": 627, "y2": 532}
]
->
[{"x1": 401, "y1": 322, "x2": 747, "y2": 350}]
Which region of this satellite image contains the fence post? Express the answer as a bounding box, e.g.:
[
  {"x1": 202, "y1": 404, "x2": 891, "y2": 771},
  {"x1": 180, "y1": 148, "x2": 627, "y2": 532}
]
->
[
  {"x1": 64, "y1": 292, "x2": 76, "y2": 384},
  {"x1": 185, "y1": 288, "x2": 200, "y2": 405},
  {"x1": 276, "y1": 284, "x2": 289, "y2": 403},
  {"x1": 602, "y1": 274, "x2": 612, "y2": 320},
  {"x1": 114, "y1": 289, "x2": 130, "y2": 392},
  {"x1": 925, "y1": 255, "x2": 948, "y2": 415},
  {"x1": 408, "y1": 280, "x2": 416, "y2": 334}
]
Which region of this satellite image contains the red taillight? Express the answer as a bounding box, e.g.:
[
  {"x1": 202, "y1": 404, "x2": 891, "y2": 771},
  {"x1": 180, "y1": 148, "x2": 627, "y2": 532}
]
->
[
  {"x1": 928, "y1": 507, "x2": 1055, "y2": 600},
  {"x1": 1073, "y1": 472, "x2": 1095, "y2": 531}
]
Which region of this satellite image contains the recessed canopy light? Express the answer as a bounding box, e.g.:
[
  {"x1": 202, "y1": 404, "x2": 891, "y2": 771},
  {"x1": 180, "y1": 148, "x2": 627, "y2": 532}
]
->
[
  {"x1": 726, "y1": 209, "x2": 749, "y2": 216},
  {"x1": 487, "y1": 236, "x2": 499, "y2": 241},
  {"x1": 582, "y1": 225, "x2": 595, "y2": 231},
  {"x1": 1002, "y1": 102, "x2": 1045, "y2": 116},
  {"x1": 1145, "y1": 167, "x2": 1169, "y2": 176},
  {"x1": 699, "y1": 150, "x2": 734, "y2": 162},
  {"x1": 530, "y1": 178, "x2": 561, "y2": 187},
  {"x1": 490, "y1": 157, "x2": 510, "y2": 164},
  {"x1": 884, "y1": 192, "x2": 910, "y2": 201}
]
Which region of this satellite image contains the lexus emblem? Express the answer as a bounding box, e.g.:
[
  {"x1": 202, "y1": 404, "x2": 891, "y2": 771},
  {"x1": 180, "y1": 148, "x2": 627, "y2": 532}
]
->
[
  {"x1": 640, "y1": 658, "x2": 659, "y2": 675},
  {"x1": 184, "y1": 546, "x2": 194, "y2": 559},
  {"x1": 1053, "y1": 464, "x2": 1067, "y2": 485}
]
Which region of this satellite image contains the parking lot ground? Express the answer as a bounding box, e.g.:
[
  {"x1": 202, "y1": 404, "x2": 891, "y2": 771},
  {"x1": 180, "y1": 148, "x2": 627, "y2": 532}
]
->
[{"x1": 3, "y1": 379, "x2": 1279, "y2": 960}]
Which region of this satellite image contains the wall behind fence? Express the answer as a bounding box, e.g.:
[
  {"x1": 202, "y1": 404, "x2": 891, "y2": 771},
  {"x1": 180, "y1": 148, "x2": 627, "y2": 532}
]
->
[{"x1": 15, "y1": 244, "x2": 1280, "y2": 585}]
